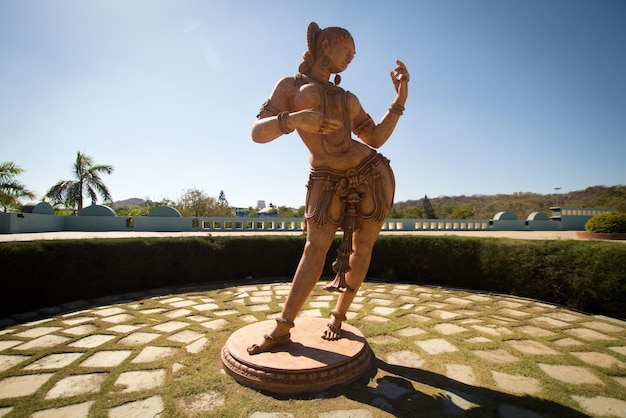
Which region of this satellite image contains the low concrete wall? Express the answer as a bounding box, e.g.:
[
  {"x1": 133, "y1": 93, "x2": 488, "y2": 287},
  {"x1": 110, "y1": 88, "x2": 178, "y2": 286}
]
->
[
  {"x1": 1, "y1": 206, "x2": 614, "y2": 235},
  {"x1": 0, "y1": 212, "x2": 65, "y2": 233},
  {"x1": 64, "y1": 215, "x2": 130, "y2": 232}
]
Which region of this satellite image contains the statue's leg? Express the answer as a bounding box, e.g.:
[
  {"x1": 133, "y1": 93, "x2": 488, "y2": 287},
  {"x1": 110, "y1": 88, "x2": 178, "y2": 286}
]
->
[
  {"x1": 322, "y1": 219, "x2": 383, "y2": 340},
  {"x1": 322, "y1": 156, "x2": 395, "y2": 340},
  {"x1": 248, "y1": 221, "x2": 337, "y2": 355}
]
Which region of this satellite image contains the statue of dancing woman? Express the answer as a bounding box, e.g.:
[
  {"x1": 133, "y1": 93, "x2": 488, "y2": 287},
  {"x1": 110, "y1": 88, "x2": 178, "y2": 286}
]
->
[{"x1": 248, "y1": 22, "x2": 409, "y2": 355}]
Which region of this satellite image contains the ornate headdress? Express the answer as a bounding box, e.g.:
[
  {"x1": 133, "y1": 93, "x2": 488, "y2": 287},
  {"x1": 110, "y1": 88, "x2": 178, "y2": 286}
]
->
[{"x1": 298, "y1": 22, "x2": 353, "y2": 85}]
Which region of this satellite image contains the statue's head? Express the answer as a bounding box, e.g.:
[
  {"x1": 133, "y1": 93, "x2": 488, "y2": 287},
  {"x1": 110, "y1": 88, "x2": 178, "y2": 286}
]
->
[{"x1": 298, "y1": 22, "x2": 355, "y2": 85}]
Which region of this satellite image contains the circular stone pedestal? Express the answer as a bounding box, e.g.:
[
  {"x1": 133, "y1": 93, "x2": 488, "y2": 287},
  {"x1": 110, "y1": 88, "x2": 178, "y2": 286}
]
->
[{"x1": 220, "y1": 317, "x2": 372, "y2": 394}]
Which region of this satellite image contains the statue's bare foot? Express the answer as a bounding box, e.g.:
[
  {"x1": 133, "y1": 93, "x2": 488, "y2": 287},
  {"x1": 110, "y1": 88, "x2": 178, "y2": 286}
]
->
[
  {"x1": 247, "y1": 317, "x2": 294, "y2": 355},
  {"x1": 247, "y1": 333, "x2": 291, "y2": 355},
  {"x1": 322, "y1": 310, "x2": 346, "y2": 341},
  {"x1": 322, "y1": 322, "x2": 341, "y2": 340}
]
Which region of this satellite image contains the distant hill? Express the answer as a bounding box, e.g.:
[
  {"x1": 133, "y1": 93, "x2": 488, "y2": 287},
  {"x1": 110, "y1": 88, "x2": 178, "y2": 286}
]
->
[
  {"x1": 110, "y1": 185, "x2": 625, "y2": 219},
  {"x1": 111, "y1": 198, "x2": 146, "y2": 208},
  {"x1": 392, "y1": 185, "x2": 625, "y2": 220}
]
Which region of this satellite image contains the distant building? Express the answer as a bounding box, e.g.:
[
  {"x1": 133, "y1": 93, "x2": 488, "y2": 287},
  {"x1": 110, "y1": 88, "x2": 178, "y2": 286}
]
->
[
  {"x1": 258, "y1": 202, "x2": 278, "y2": 217},
  {"x1": 549, "y1": 207, "x2": 614, "y2": 230}
]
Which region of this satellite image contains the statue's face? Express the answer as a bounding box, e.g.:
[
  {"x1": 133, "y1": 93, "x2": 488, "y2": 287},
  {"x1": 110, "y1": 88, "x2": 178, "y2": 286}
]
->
[{"x1": 327, "y1": 38, "x2": 355, "y2": 74}]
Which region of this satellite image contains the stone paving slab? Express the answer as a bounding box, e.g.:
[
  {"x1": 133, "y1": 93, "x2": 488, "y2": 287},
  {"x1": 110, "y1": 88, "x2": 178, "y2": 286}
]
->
[{"x1": 0, "y1": 280, "x2": 625, "y2": 417}]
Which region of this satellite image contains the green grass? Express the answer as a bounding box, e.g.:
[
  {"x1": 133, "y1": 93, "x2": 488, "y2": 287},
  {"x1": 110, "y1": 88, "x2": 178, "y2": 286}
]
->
[{"x1": 1, "y1": 281, "x2": 625, "y2": 417}]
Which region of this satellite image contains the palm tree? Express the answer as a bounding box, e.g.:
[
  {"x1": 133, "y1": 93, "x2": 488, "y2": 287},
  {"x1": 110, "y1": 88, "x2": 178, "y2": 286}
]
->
[
  {"x1": 0, "y1": 162, "x2": 35, "y2": 212},
  {"x1": 46, "y1": 151, "x2": 114, "y2": 213}
]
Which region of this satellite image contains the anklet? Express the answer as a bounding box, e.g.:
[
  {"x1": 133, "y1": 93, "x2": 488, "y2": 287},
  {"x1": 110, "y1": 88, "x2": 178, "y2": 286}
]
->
[
  {"x1": 330, "y1": 310, "x2": 347, "y2": 321},
  {"x1": 275, "y1": 317, "x2": 295, "y2": 328}
]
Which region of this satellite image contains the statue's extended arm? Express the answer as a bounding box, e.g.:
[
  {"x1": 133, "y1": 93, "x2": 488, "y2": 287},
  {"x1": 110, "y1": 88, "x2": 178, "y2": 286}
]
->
[
  {"x1": 251, "y1": 78, "x2": 293, "y2": 143},
  {"x1": 251, "y1": 78, "x2": 343, "y2": 143}
]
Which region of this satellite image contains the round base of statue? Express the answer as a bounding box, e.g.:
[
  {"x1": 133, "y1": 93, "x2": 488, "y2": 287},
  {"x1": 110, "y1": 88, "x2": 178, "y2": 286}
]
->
[{"x1": 220, "y1": 317, "x2": 373, "y2": 394}]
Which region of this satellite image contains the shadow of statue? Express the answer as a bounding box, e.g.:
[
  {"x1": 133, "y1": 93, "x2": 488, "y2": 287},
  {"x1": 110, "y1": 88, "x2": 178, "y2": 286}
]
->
[
  {"x1": 272, "y1": 356, "x2": 590, "y2": 417},
  {"x1": 334, "y1": 358, "x2": 591, "y2": 417}
]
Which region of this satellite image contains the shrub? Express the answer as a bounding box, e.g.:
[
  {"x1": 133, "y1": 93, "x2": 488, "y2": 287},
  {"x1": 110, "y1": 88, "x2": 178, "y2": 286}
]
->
[
  {"x1": 585, "y1": 211, "x2": 626, "y2": 233},
  {"x1": 1, "y1": 236, "x2": 625, "y2": 318}
]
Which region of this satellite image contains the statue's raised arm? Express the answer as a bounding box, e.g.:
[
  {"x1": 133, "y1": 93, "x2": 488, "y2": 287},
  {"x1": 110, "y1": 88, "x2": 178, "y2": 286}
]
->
[{"x1": 351, "y1": 59, "x2": 410, "y2": 149}]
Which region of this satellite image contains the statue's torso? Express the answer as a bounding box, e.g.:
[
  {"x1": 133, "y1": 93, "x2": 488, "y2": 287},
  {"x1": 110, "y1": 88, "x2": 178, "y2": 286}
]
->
[{"x1": 292, "y1": 75, "x2": 372, "y2": 169}]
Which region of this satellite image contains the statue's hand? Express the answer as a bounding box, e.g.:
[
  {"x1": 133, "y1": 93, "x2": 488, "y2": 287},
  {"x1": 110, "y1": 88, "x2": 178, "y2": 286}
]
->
[
  {"x1": 290, "y1": 109, "x2": 343, "y2": 134},
  {"x1": 390, "y1": 60, "x2": 410, "y2": 93}
]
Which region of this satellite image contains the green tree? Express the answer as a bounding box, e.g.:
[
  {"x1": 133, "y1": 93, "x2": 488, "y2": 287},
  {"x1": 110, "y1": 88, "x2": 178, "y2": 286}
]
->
[
  {"x1": 276, "y1": 205, "x2": 302, "y2": 217},
  {"x1": 0, "y1": 162, "x2": 35, "y2": 212},
  {"x1": 404, "y1": 205, "x2": 425, "y2": 219},
  {"x1": 423, "y1": 194, "x2": 437, "y2": 219},
  {"x1": 451, "y1": 204, "x2": 474, "y2": 219},
  {"x1": 175, "y1": 188, "x2": 232, "y2": 217},
  {"x1": 114, "y1": 204, "x2": 149, "y2": 217},
  {"x1": 45, "y1": 151, "x2": 114, "y2": 214},
  {"x1": 387, "y1": 207, "x2": 402, "y2": 218},
  {"x1": 585, "y1": 211, "x2": 626, "y2": 233},
  {"x1": 114, "y1": 198, "x2": 175, "y2": 217},
  {"x1": 388, "y1": 205, "x2": 424, "y2": 219},
  {"x1": 218, "y1": 190, "x2": 229, "y2": 207}
]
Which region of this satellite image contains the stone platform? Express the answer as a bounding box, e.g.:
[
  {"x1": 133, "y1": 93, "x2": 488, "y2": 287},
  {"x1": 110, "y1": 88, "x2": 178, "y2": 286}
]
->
[{"x1": 221, "y1": 318, "x2": 372, "y2": 394}]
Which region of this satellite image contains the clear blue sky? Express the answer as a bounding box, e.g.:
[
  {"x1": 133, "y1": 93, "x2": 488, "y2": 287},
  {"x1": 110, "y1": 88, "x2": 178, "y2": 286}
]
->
[{"x1": 1, "y1": 0, "x2": 625, "y2": 209}]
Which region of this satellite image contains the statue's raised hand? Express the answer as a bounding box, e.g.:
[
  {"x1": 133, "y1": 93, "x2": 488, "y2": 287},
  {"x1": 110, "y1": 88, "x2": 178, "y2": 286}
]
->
[{"x1": 390, "y1": 60, "x2": 410, "y2": 94}]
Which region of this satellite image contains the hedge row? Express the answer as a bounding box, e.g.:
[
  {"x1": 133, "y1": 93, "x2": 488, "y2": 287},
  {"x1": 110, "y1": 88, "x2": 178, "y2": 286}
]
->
[
  {"x1": 1, "y1": 236, "x2": 624, "y2": 319},
  {"x1": 370, "y1": 236, "x2": 626, "y2": 319}
]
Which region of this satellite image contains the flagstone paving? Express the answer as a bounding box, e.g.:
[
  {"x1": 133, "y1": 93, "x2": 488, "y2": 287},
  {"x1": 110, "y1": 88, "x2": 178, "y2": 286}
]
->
[{"x1": 0, "y1": 281, "x2": 625, "y2": 417}]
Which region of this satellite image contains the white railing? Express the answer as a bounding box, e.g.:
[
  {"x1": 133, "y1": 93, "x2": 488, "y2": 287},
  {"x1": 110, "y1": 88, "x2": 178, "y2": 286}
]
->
[
  {"x1": 198, "y1": 217, "x2": 493, "y2": 232},
  {"x1": 383, "y1": 220, "x2": 490, "y2": 231},
  {"x1": 198, "y1": 218, "x2": 304, "y2": 232}
]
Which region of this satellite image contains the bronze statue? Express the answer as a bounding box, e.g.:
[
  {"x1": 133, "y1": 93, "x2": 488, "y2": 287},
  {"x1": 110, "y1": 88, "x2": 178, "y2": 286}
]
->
[{"x1": 248, "y1": 22, "x2": 409, "y2": 355}]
